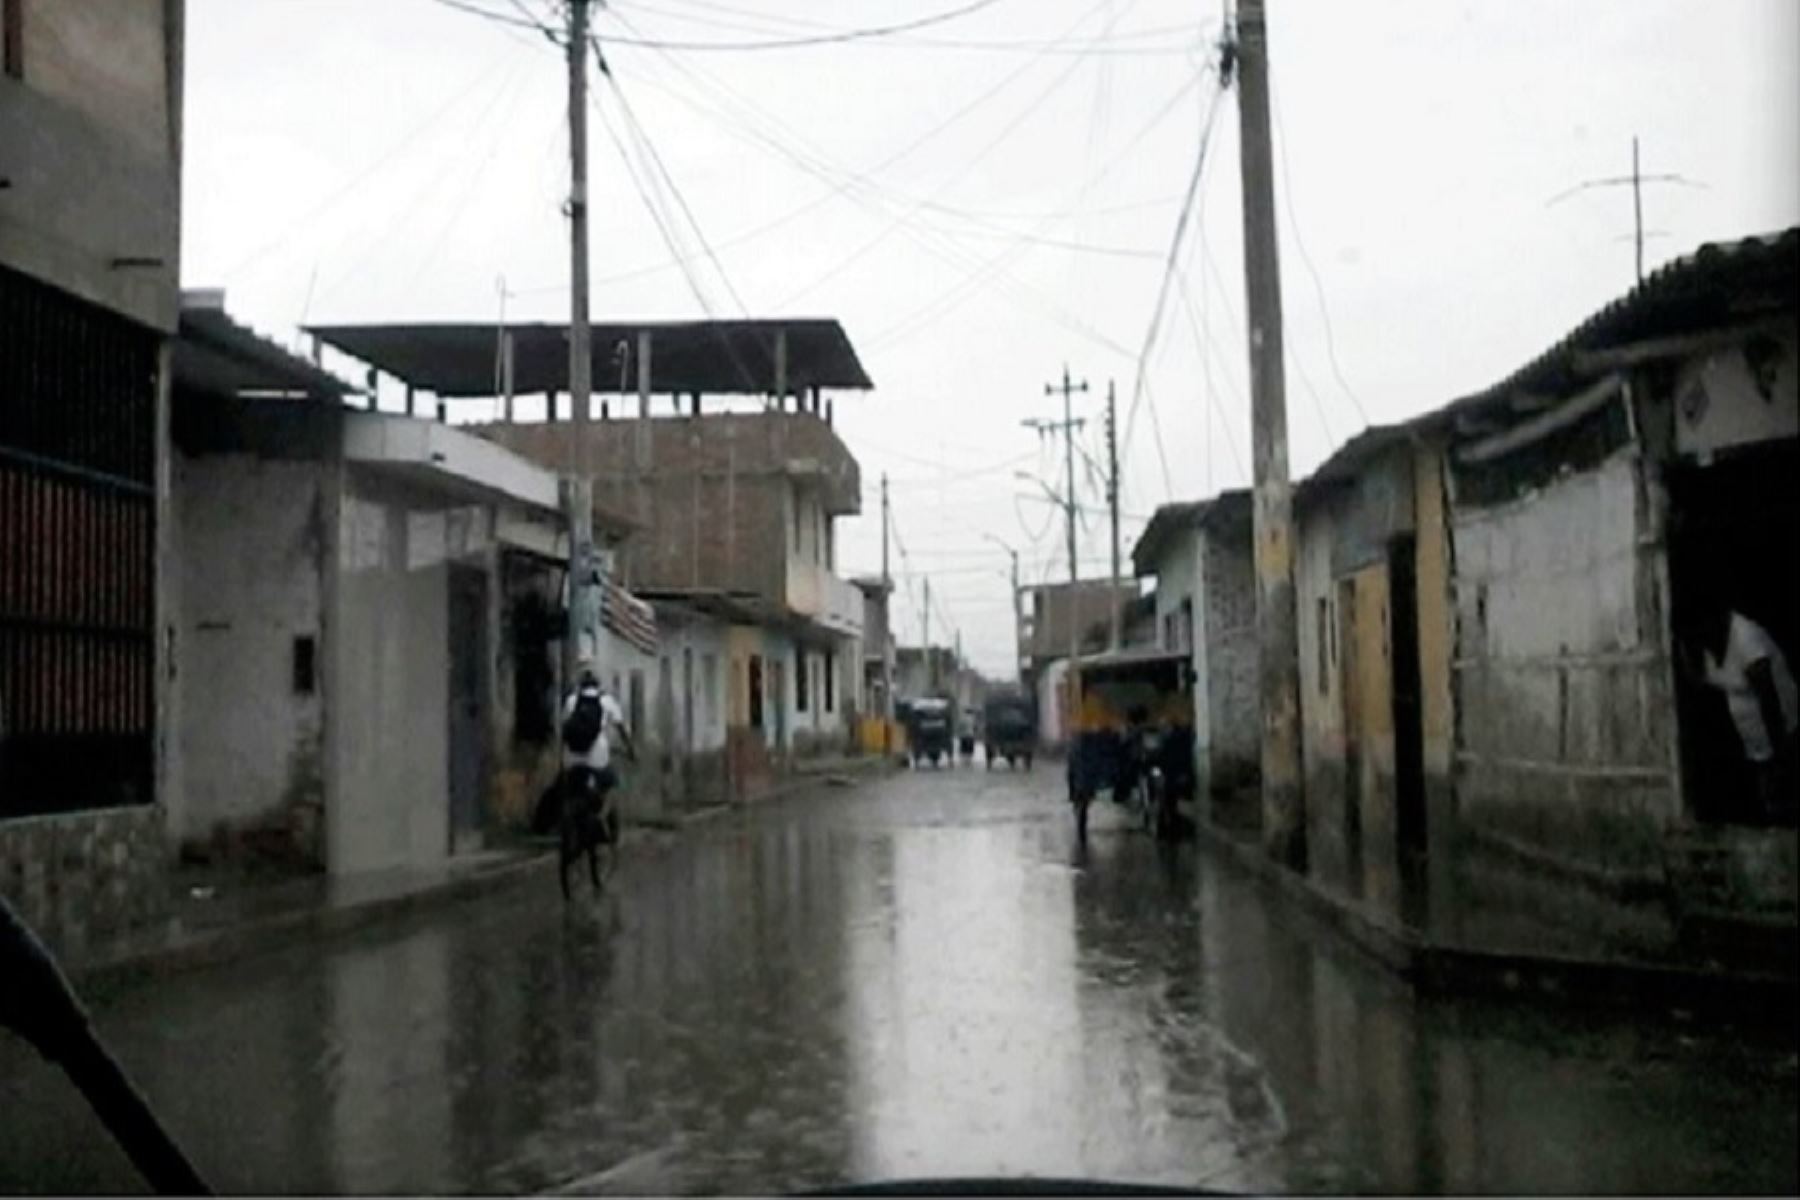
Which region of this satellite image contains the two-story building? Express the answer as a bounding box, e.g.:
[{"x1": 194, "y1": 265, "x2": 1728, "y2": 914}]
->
[
  {"x1": 308, "y1": 318, "x2": 874, "y2": 798},
  {"x1": 1, "y1": 0, "x2": 186, "y2": 949}
]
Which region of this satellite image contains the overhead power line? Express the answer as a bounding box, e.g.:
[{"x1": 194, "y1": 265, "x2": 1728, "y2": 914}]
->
[
  {"x1": 594, "y1": 0, "x2": 1007, "y2": 51},
  {"x1": 1269, "y1": 73, "x2": 1369, "y2": 429},
  {"x1": 428, "y1": 0, "x2": 558, "y2": 34},
  {"x1": 1119, "y1": 73, "x2": 1225, "y2": 459}
]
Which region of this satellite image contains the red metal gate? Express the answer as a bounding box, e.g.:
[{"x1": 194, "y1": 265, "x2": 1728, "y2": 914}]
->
[{"x1": 0, "y1": 265, "x2": 157, "y2": 818}]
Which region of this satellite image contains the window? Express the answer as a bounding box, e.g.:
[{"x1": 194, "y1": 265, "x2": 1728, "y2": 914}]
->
[
  {"x1": 3, "y1": 0, "x2": 22, "y2": 81},
  {"x1": 815, "y1": 508, "x2": 825, "y2": 565},
  {"x1": 292, "y1": 635, "x2": 317, "y2": 695},
  {"x1": 825, "y1": 650, "x2": 836, "y2": 712},
  {"x1": 703, "y1": 653, "x2": 719, "y2": 727},
  {"x1": 628, "y1": 670, "x2": 645, "y2": 735},
  {"x1": 825, "y1": 519, "x2": 835, "y2": 570},
  {"x1": 792, "y1": 487, "x2": 802, "y2": 552},
  {"x1": 795, "y1": 650, "x2": 809, "y2": 712}
]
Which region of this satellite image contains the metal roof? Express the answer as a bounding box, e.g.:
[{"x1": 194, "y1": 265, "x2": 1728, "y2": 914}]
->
[
  {"x1": 1444, "y1": 227, "x2": 1798, "y2": 430},
  {"x1": 306, "y1": 319, "x2": 875, "y2": 398},
  {"x1": 1287, "y1": 226, "x2": 1797, "y2": 496},
  {"x1": 177, "y1": 296, "x2": 352, "y2": 400},
  {"x1": 1130, "y1": 489, "x2": 1250, "y2": 575}
]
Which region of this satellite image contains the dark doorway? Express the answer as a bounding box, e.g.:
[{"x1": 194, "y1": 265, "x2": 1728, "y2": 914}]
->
[
  {"x1": 447, "y1": 566, "x2": 489, "y2": 852},
  {"x1": 748, "y1": 654, "x2": 764, "y2": 730},
  {"x1": 1667, "y1": 441, "x2": 1800, "y2": 826},
  {"x1": 1388, "y1": 534, "x2": 1427, "y2": 856}
]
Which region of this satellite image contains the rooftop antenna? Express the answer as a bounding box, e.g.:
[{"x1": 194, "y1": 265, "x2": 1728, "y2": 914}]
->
[{"x1": 1547, "y1": 135, "x2": 1706, "y2": 286}]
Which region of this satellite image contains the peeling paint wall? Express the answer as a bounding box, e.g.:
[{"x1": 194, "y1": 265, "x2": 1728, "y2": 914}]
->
[
  {"x1": 1296, "y1": 495, "x2": 1347, "y2": 874},
  {"x1": 1449, "y1": 449, "x2": 1678, "y2": 883},
  {"x1": 173, "y1": 452, "x2": 327, "y2": 866}
]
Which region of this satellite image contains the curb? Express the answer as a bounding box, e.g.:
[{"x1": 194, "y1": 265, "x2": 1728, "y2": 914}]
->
[
  {"x1": 68, "y1": 766, "x2": 896, "y2": 992},
  {"x1": 70, "y1": 851, "x2": 556, "y2": 994},
  {"x1": 1193, "y1": 818, "x2": 1798, "y2": 1022}
]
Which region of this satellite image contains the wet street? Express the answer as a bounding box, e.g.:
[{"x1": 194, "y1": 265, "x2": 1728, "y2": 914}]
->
[{"x1": 2, "y1": 765, "x2": 1795, "y2": 1195}]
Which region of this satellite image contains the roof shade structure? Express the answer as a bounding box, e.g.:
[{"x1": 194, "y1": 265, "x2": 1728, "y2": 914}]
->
[{"x1": 306, "y1": 319, "x2": 874, "y2": 398}]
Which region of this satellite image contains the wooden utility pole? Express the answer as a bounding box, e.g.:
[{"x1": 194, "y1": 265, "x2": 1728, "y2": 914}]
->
[
  {"x1": 1105, "y1": 380, "x2": 1122, "y2": 651},
  {"x1": 561, "y1": 0, "x2": 596, "y2": 689},
  {"x1": 1234, "y1": 0, "x2": 1306, "y2": 869}
]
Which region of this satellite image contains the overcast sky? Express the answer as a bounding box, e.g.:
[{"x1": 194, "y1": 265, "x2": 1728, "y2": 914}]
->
[{"x1": 182, "y1": 0, "x2": 1800, "y2": 679}]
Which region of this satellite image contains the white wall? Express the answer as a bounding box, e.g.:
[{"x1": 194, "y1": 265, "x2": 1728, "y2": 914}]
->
[
  {"x1": 329, "y1": 479, "x2": 452, "y2": 875},
  {"x1": 174, "y1": 453, "x2": 326, "y2": 854},
  {"x1": 1672, "y1": 328, "x2": 1798, "y2": 459},
  {"x1": 1450, "y1": 449, "x2": 1679, "y2": 872}
]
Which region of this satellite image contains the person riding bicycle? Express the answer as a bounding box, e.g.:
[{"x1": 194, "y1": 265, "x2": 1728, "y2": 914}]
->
[{"x1": 560, "y1": 663, "x2": 635, "y2": 852}]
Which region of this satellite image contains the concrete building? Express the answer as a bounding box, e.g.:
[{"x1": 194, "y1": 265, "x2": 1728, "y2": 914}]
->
[
  {"x1": 1017, "y1": 580, "x2": 1140, "y2": 681},
  {"x1": 307, "y1": 319, "x2": 873, "y2": 791},
  {"x1": 1131, "y1": 490, "x2": 1259, "y2": 822},
  {"x1": 852, "y1": 576, "x2": 895, "y2": 720},
  {"x1": 170, "y1": 297, "x2": 596, "y2": 874},
  {"x1": 0, "y1": 0, "x2": 186, "y2": 949}
]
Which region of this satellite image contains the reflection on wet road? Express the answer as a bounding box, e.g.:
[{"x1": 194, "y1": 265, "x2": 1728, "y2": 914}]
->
[{"x1": 2, "y1": 767, "x2": 1795, "y2": 1194}]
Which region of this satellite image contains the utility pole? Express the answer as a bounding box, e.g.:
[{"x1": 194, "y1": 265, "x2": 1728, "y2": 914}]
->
[
  {"x1": 923, "y1": 575, "x2": 933, "y2": 694},
  {"x1": 1105, "y1": 380, "x2": 1122, "y2": 651},
  {"x1": 881, "y1": 473, "x2": 894, "y2": 745},
  {"x1": 1233, "y1": 0, "x2": 1305, "y2": 869},
  {"x1": 1027, "y1": 366, "x2": 1089, "y2": 726},
  {"x1": 561, "y1": 0, "x2": 597, "y2": 691},
  {"x1": 984, "y1": 534, "x2": 1022, "y2": 686}
]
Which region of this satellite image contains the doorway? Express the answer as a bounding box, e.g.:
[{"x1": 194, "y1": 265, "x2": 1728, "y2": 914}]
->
[
  {"x1": 447, "y1": 565, "x2": 488, "y2": 853},
  {"x1": 1389, "y1": 534, "x2": 1427, "y2": 858},
  {"x1": 1666, "y1": 441, "x2": 1800, "y2": 826}
]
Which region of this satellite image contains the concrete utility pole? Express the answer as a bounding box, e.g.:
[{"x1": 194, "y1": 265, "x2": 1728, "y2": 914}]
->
[
  {"x1": 561, "y1": 0, "x2": 596, "y2": 688},
  {"x1": 923, "y1": 575, "x2": 933, "y2": 694},
  {"x1": 881, "y1": 473, "x2": 895, "y2": 744},
  {"x1": 1026, "y1": 367, "x2": 1089, "y2": 721},
  {"x1": 1105, "y1": 380, "x2": 1122, "y2": 651},
  {"x1": 983, "y1": 533, "x2": 1022, "y2": 686},
  {"x1": 1234, "y1": 0, "x2": 1306, "y2": 869}
]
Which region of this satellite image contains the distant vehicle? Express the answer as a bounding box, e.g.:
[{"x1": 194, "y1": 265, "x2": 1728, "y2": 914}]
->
[
  {"x1": 904, "y1": 697, "x2": 954, "y2": 768},
  {"x1": 983, "y1": 692, "x2": 1035, "y2": 770},
  {"x1": 1066, "y1": 649, "x2": 1195, "y2": 843}
]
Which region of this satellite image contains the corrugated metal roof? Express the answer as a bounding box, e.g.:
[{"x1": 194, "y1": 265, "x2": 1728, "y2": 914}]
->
[
  {"x1": 176, "y1": 298, "x2": 352, "y2": 400},
  {"x1": 307, "y1": 318, "x2": 874, "y2": 398},
  {"x1": 1290, "y1": 226, "x2": 1798, "y2": 498},
  {"x1": 1130, "y1": 488, "x2": 1250, "y2": 574},
  {"x1": 1444, "y1": 227, "x2": 1798, "y2": 428}
]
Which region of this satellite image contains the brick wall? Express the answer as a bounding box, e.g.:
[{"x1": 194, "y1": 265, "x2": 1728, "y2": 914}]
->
[
  {"x1": 477, "y1": 412, "x2": 859, "y2": 606},
  {"x1": 1202, "y1": 521, "x2": 1259, "y2": 786}
]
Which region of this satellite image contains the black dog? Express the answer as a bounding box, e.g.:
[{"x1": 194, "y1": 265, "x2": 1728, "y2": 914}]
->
[{"x1": 557, "y1": 766, "x2": 620, "y2": 900}]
